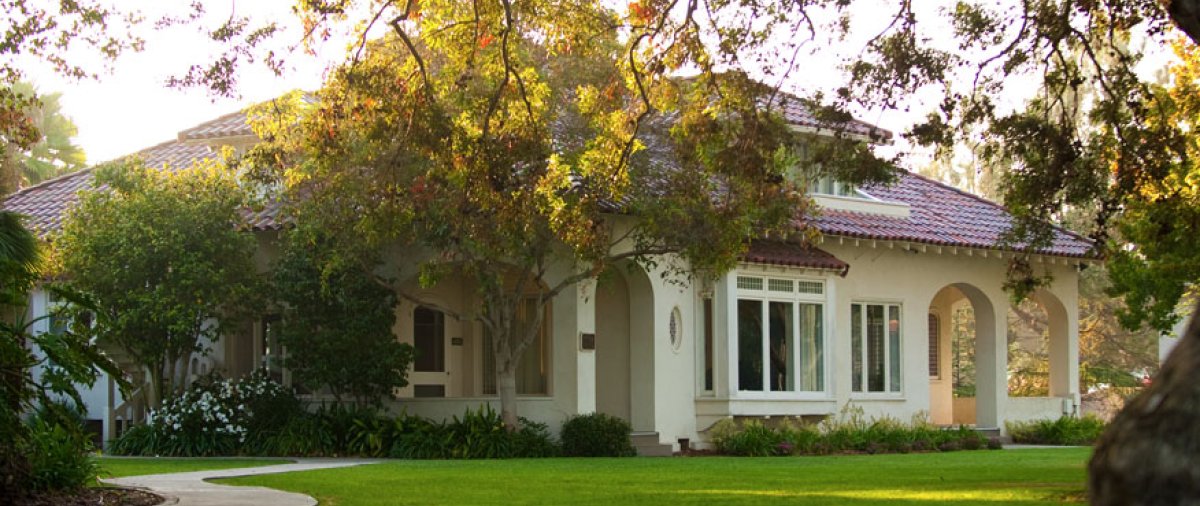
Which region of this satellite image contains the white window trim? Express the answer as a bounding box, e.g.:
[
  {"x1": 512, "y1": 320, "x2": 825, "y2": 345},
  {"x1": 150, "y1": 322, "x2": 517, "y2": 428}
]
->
[
  {"x1": 731, "y1": 271, "x2": 831, "y2": 400},
  {"x1": 850, "y1": 299, "x2": 905, "y2": 399}
]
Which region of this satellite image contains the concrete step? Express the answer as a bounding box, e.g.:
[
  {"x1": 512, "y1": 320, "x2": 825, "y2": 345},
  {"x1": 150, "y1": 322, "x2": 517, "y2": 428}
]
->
[
  {"x1": 974, "y1": 427, "x2": 1002, "y2": 439},
  {"x1": 630, "y1": 431, "x2": 674, "y2": 457}
]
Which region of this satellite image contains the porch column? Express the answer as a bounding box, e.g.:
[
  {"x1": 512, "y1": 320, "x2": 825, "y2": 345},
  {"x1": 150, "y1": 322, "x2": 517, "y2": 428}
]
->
[
  {"x1": 975, "y1": 291, "x2": 1008, "y2": 429},
  {"x1": 576, "y1": 281, "x2": 597, "y2": 414},
  {"x1": 1037, "y1": 288, "x2": 1080, "y2": 413}
]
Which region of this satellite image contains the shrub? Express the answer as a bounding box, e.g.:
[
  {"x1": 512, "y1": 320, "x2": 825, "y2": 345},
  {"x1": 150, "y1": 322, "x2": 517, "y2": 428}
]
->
[
  {"x1": 445, "y1": 405, "x2": 512, "y2": 459},
  {"x1": 720, "y1": 421, "x2": 784, "y2": 456},
  {"x1": 710, "y1": 405, "x2": 998, "y2": 457},
  {"x1": 560, "y1": 413, "x2": 635, "y2": 457},
  {"x1": 111, "y1": 369, "x2": 299, "y2": 456},
  {"x1": 391, "y1": 420, "x2": 452, "y2": 459},
  {"x1": 511, "y1": 418, "x2": 560, "y2": 458},
  {"x1": 23, "y1": 417, "x2": 99, "y2": 492},
  {"x1": 1006, "y1": 415, "x2": 1106, "y2": 445}
]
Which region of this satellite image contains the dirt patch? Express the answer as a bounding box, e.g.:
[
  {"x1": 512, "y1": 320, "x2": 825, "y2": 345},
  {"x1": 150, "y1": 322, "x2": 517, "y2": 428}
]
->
[{"x1": 12, "y1": 487, "x2": 163, "y2": 506}]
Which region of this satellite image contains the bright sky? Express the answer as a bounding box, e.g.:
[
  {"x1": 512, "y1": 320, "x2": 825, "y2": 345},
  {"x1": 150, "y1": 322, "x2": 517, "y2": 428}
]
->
[
  {"x1": 19, "y1": 1, "x2": 1174, "y2": 170},
  {"x1": 22, "y1": 1, "x2": 342, "y2": 163}
]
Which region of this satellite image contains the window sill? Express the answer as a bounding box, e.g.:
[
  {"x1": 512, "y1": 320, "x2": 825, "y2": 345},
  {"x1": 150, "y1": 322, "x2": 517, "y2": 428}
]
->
[{"x1": 848, "y1": 394, "x2": 907, "y2": 402}]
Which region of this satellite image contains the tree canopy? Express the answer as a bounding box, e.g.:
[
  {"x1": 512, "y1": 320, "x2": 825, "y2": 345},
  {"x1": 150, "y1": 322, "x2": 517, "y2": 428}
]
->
[
  {"x1": 56, "y1": 158, "x2": 261, "y2": 409},
  {"x1": 0, "y1": 82, "x2": 86, "y2": 193}
]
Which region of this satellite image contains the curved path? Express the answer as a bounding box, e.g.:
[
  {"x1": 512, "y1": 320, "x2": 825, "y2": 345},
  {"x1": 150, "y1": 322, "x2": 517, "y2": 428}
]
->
[{"x1": 103, "y1": 458, "x2": 384, "y2": 506}]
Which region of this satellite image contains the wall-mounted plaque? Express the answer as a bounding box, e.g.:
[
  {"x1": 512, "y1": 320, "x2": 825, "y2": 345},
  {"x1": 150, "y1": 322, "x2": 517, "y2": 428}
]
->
[{"x1": 580, "y1": 332, "x2": 596, "y2": 351}]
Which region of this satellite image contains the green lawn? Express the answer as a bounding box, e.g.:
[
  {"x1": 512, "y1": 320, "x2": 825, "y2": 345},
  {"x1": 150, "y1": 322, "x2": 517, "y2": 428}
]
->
[
  {"x1": 98, "y1": 457, "x2": 291, "y2": 478},
  {"x1": 218, "y1": 448, "x2": 1089, "y2": 505}
]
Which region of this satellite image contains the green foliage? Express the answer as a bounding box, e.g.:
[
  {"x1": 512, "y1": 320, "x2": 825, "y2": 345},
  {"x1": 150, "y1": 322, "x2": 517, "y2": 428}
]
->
[
  {"x1": 0, "y1": 82, "x2": 86, "y2": 192},
  {"x1": 1006, "y1": 415, "x2": 1107, "y2": 446},
  {"x1": 714, "y1": 420, "x2": 785, "y2": 457},
  {"x1": 712, "y1": 405, "x2": 1000, "y2": 457},
  {"x1": 57, "y1": 159, "x2": 261, "y2": 408},
  {"x1": 110, "y1": 370, "x2": 300, "y2": 457},
  {"x1": 0, "y1": 215, "x2": 123, "y2": 500},
  {"x1": 22, "y1": 415, "x2": 99, "y2": 493},
  {"x1": 242, "y1": 0, "x2": 897, "y2": 431},
  {"x1": 271, "y1": 232, "x2": 413, "y2": 406},
  {"x1": 560, "y1": 412, "x2": 635, "y2": 457}
]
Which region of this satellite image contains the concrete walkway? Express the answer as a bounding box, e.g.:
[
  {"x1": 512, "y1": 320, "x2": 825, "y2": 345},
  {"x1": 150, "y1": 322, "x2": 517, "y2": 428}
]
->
[{"x1": 103, "y1": 458, "x2": 384, "y2": 506}]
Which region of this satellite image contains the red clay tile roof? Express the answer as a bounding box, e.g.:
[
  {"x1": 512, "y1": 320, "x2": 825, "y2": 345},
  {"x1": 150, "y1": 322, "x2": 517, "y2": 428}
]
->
[
  {"x1": 3, "y1": 108, "x2": 1094, "y2": 261},
  {"x1": 743, "y1": 241, "x2": 850, "y2": 275},
  {"x1": 773, "y1": 97, "x2": 892, "y2": 141},
  {"x1": 177, "y1": 111, "x2": 255, "y2": 141},
  {"x1": 811, "y1": 171, "x2": 1096, "y2": 258},
  {"x1": 3, "y1": 141, "x2": 218, "y2": 234}
]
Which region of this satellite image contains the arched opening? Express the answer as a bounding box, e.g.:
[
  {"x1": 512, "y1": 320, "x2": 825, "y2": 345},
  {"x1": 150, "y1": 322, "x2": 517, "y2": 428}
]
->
[
  {"x1": 595, "y1": 261, "x2": 655, "y2": 431},
  {"x1": 1007, "y1": 300, "x2": 1050, "y2": 397},
  {"x1": 927, "y1": 283, "x2": 1001, "y2": 428},
  {"x1": 395, "y1": 268, "x2": 553, "y2": 399}
]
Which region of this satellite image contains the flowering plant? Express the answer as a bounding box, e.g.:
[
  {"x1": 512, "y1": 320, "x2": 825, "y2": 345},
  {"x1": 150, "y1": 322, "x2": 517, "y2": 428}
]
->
[{"x1": 135, "y1": 368, "x2": 296, "y2": 456}]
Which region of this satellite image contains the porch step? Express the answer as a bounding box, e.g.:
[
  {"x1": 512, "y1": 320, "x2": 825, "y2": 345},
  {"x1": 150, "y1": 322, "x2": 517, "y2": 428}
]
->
[
  {"x1": 974, "y1": 427, "x2": 1002, "y2": 440},
  {"x1": 630, "y1": 431, "x2": 673, "y2": 457}
]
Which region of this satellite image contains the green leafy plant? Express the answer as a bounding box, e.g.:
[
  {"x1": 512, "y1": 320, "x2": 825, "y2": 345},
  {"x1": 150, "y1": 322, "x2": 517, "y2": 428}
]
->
[
  {"x1": 272, "y1": 232, "x2": 414, "y2": 407},
  {"x1": 1006, "y1": 415, "x2": 1107, "y2": 446},
  {"x1": 560, "y1": 413, "x2": 635, "y2": 457},
  {"x1": 22, "y1": 415, "x2": 99, "y2": 493}
]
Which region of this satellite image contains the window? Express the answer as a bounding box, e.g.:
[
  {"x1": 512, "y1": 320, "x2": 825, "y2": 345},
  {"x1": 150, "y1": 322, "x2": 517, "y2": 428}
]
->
[
  {"x1": 702, "y1": 298, "x2": 714, "y2": 392},
  {"x1": 928, "y1": 313, "x2": 940, "y2": 378},
  {"x1": 413, "y1": 306, "x2": 445, "y2": 373},
  {"x1": 260, "y1": 316, "x2": 284, "y2": 384},
  {"x1": 735, "y1": 275, "x2": 825, "y2": 394},
  {"x1": 483, "y1": 298, "x2": 550, "y2": 395},
  {"x1": 851, "y1": 302, "x2": 902, "y2": 393},
  {"x1": 809, "y1": 175, "x2": 859, "y2": 197}
]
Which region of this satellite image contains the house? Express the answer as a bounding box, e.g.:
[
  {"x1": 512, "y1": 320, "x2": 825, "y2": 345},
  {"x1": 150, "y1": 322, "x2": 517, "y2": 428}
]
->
[{"x1": 3, "y1": 104, "x2": 1096, "y2": 453}]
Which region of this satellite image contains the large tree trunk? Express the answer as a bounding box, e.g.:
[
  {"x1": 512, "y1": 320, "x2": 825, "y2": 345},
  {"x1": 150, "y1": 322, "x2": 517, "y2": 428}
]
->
[
  {"x1": 496, "y1": 363, "x2": 519, "y2": 430},
  {"x1": 146, "y1": 363, "x2": 164, "y2": 411},
  {"x1": 1171, "y1": 0, "x2": 1200, "y2": 46},
  {"x1": 1089, "y1": 302, "x2": 1200, "y2": 504}
]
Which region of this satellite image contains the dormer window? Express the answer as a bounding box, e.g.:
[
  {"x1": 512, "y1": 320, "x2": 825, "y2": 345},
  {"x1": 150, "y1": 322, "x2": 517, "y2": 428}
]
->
[{"x1": 810, "y1": 175, "x2": 859, "y2": 198}]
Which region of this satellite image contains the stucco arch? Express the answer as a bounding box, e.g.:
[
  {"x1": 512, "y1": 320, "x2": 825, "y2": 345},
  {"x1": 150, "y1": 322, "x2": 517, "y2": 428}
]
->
[
  {"x1": 1029, "y1": 288, "x2": 1075, "y2": 400},
  {"x1": 595, "y1": 261, "x2": 656, "y2": 432},
  {"x1": 927, "y1": 282, "x2": 1004, "y2": 429}
]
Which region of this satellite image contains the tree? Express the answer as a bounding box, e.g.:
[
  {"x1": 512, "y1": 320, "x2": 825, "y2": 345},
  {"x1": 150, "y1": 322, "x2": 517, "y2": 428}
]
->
[
  {"x1": 56, "y1": 158, "x2": 260, "y2": 409},
  {"x1": 240, "y1": 0, "x2": 896, "y2": 429},
  {"x1": 0, "y1": 82, "x2": 86, "y2": 193},
  {"x1": 272, "y1": 231, "x2": 414, "y2": 407}
]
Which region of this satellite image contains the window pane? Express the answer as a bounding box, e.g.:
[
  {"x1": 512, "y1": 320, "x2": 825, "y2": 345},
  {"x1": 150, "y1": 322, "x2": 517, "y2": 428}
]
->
[
  {"x1": 413, "y1": 306, "x2": 445, "y2": 372},
  {"x1": 928, "y1": 313, "x2": 940, "y2": 378},
  {"x1": 262, "y1": 316, "x2": 284, "y2": 384},
  {"x1": 889, "y1": 305, "x2": 902, "y2": 392},
  {"x1": 867, "y1": 304, "x2": 885, "y2": 392},
  {"x1": 851, "y1": 304, "x2": 862, "y2": 392},
  {"x1": 516, "y1": 299, "x2": 548, "y2": 395},
  {"x1": 737, "y1": 299, "x2": 764, "y2": 391},
  {"x1": 769, "y1": 301, "x2": 794, "y2": 392},
  {"x1": 703, "y1": 298, "x2": 713, "y2": 391},
  {"x1": 482, "y1": 329, "x2": 496, "y2": 395},
  {"x1": 798, "y1": 303, "x2": 823, "y2": 391},
  {"x1": 482, "y1": 299, "x2": 549, "y2": 395}
]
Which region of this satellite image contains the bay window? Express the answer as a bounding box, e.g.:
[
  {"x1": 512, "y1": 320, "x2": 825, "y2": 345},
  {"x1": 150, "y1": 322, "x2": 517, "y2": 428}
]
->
[{"x1": 735, "y1": 275, "x2": 825, "y2": 394}]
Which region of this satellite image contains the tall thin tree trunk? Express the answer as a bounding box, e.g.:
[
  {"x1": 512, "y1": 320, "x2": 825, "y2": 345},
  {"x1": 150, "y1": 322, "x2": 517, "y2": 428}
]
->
[
  {"x1": 1089, "y1": 301, "x2": 1200, "y2": 504},
  {"x1": 496, "y1": 363, "x2": 519, "y2": 430},
  {"x1": 146, "y1": 363, "x2": 164, "y2": 411}
]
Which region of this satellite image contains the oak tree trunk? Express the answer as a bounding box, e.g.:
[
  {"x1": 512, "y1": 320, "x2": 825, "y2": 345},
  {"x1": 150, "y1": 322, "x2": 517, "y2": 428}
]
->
[{"x1": 1089, "y1": 302, "x2": 1200, "y2": 504}]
